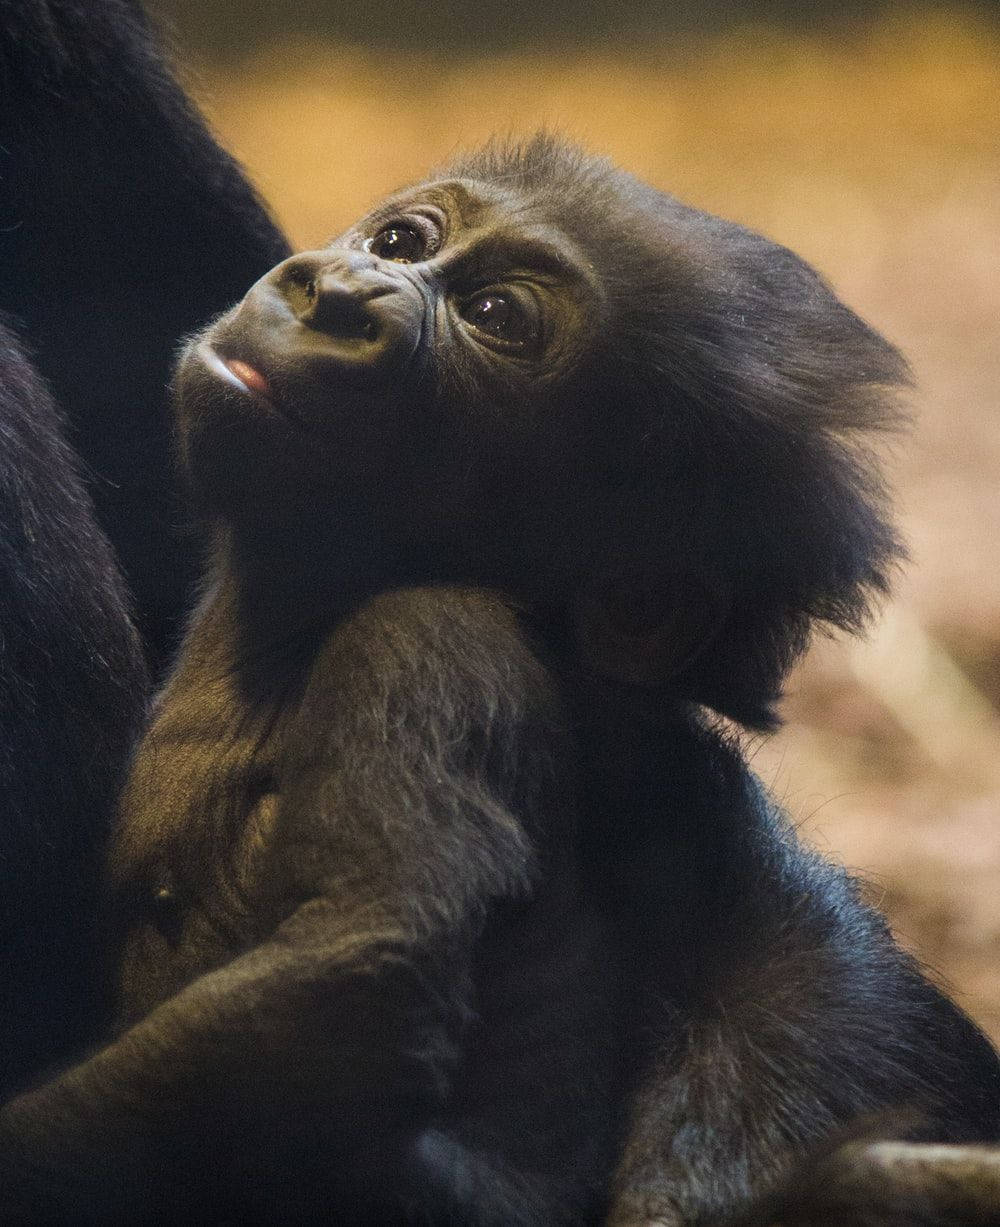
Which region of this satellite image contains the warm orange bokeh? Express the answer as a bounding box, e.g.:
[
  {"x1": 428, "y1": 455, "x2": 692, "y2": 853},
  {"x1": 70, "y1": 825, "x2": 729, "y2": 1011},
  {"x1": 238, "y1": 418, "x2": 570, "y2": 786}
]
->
[{"x1": 182, "y1": 7, "x2": 1000, "y2": 1039}]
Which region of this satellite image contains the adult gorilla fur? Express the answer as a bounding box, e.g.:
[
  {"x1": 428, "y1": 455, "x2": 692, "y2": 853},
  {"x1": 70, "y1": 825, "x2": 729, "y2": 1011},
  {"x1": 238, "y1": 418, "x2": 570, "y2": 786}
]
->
[
  {"x1": 0, "y1": 0, "x2": 290, "y2": 674},
  {"x1": 0, "y1": 321, "x2": 146, "y2": 1095},
  {"x1": 0, "y1": 0, "x2": 285, "y2": 1088}
]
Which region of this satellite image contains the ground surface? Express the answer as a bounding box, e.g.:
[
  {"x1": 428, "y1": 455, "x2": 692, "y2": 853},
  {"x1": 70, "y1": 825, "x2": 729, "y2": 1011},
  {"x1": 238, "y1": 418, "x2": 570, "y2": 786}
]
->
[{"x1": 177, "y1": 6, "x2": 1000, "y2": 1042}]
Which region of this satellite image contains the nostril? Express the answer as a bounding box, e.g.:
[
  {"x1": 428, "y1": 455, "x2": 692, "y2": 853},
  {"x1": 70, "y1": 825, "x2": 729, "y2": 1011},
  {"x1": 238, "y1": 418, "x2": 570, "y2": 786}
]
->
[{"x1": 290, "y1": 272, "x2": 383, "y2": 341}]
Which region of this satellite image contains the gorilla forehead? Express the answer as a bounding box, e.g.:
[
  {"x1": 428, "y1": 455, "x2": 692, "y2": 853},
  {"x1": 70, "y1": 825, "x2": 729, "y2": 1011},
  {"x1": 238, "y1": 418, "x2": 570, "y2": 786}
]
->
[
  {"x1": 443, "y1": 134, "x2": 660, "y2": 229},
  {"x1": 368, "y1": 136, "x2": 686, "y2": 289},
  {"x1": 434, "y1": 133, "x2": 907, "y2": 432},
  {"x1": 422, "y1": 137, "x2": 758, "y2": 374}
]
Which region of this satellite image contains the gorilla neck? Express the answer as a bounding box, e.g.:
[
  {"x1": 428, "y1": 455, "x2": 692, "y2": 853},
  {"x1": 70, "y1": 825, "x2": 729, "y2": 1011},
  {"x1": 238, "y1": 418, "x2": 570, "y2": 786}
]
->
[
  {"x1": 195, "y1": 521, "x2": 453, "y2": 656},
  {"x1": 197, "y1": 517, "x2": 539, "y2": 655}
]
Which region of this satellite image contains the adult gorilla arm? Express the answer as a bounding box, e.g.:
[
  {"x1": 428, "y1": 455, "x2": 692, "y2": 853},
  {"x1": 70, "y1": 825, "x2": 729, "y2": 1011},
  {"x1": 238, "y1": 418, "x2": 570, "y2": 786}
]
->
[
  {"x1": 730, "y1": 1137, "x2": 1000, "y2": 1226},
  {"x1": 0, "y1": 322, "x2": 147, "y2": 1094},
  {"x1": 0, "y1": 0, "x2": 290, "y2": 670}
]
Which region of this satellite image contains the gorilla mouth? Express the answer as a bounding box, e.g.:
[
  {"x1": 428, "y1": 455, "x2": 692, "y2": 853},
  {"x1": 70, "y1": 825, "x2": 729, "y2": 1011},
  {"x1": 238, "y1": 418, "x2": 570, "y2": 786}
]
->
[
  {"x1": 198, "y1": 344, "x2": 274, "y2": 404},
  {"x1": 225, "y1": 357, "x2": 272, "y2": 401}
]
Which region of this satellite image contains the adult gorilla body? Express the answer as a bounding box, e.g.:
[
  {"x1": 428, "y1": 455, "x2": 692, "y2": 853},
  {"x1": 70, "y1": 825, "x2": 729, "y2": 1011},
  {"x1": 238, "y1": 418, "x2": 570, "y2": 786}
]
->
[
  {"x1": 0, "y1": 0, "x2": 288, "y2": 1089},
  {"x1": 0, "y1": 0, "x2": 290, "y2": 674},
  {"x1": 0, "y1": 138, "x2": 997, "y2": 1226},
  {"x1": 0, "y1": 322, "x2": 146, "y2": 1097}
]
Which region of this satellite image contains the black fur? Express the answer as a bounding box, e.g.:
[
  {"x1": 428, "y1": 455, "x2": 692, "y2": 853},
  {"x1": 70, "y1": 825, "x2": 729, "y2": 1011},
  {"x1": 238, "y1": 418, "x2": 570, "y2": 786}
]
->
[
  {"x1": 576, "y1": 696, "x2": 1000, "y2": 1224},
  {"x1": 0, "y1": 321, "x2": 147, "y2": 1096},
  {"x1": 0, "y1": 586, "x2": 622, "y2": 1223},
  {"x1": 0, "y1": 136, "x2": 996, "y2": 1225},
  {"x1": 449, "y1": 138, "x2": 907, "y2": 728},
  {"x1": 0, "y1": 0, "x2": 290, "y2": 673}
]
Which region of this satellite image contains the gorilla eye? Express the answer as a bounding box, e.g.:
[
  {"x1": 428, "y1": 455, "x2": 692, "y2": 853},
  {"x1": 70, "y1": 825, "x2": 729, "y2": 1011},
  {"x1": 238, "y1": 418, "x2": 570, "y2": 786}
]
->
[
  {"x1": 366, "y1": 224, "x2": 425, "y2": 263},
  {"x1": 460, "y1": 291, "x2": 537, "y2": 349}
]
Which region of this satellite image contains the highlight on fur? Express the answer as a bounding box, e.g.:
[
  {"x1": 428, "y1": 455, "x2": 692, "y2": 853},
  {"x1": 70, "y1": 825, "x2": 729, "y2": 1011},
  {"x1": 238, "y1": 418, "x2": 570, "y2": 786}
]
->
[{"x1": 729, "y1": 1138, "x2": 1000, "y2": 1226}]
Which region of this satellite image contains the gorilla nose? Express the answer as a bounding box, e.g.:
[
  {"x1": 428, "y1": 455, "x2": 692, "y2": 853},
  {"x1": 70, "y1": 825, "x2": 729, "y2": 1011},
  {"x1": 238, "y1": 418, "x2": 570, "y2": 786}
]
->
[
  {"x1": 301, "y1": 274, "x2": 386, "y2": 340},
  {"x1": 245, "y1": 249, "x2": 426, "y2": 389},
  {"x1": 277, "y1": 255, "x2": 386, "y2": 341}
]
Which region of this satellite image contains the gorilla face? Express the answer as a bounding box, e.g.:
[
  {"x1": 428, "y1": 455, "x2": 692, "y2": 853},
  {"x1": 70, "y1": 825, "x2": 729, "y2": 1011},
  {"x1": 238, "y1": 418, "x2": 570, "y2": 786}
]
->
[
  {"x1": 174, "y1": 173, "x2": 609, "y2": 588},
  {"x1": 173, "y1": 136, "x2": 904, "y2": 721}
]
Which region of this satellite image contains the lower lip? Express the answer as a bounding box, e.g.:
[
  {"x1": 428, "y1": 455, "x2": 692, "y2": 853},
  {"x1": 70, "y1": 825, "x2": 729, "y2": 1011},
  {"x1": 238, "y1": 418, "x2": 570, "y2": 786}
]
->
[{"x1": 199, "y1": 345, "x2": 273, "y2": 401}]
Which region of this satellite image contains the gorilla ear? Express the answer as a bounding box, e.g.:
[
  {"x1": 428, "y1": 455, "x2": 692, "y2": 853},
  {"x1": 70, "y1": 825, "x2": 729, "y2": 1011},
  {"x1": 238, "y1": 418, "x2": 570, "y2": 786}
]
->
[{"x1": 572, "y1": 575, "x2": 731, "y2": 689}]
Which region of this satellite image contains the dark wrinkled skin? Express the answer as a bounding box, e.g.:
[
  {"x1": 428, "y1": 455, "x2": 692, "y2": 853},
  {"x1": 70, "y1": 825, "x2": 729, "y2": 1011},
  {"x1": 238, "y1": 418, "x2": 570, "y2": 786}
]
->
[{"x1": 1, "y1": 137, "x2": 998, "y2": 1226}]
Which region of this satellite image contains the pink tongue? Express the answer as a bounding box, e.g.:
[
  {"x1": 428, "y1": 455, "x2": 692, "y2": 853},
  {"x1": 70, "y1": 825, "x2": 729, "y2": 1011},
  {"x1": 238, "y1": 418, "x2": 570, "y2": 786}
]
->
[{"x1": 226, "y1": 358, "x2": 271, "y2": 398}]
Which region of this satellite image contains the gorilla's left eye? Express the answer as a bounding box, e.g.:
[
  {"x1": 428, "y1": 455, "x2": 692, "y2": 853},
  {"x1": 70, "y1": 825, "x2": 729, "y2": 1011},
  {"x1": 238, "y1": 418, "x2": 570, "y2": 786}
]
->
[
  {"x1": 460, "y1": 291, "x2": 538, "y2": 349},
  {"x1": 366, "y1": 224, "x2": 425, "y2": 263}
]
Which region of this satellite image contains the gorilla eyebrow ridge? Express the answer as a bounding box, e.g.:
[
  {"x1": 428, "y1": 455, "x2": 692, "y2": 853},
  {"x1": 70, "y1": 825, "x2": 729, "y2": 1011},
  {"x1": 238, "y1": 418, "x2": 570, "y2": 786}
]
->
[{"x1": 446, "y1": 230, "x2": 590, "y2": 286}]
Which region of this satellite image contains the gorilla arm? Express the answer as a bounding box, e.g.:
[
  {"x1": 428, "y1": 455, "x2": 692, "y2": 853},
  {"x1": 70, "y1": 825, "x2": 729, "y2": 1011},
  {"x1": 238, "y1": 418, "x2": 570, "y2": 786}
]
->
[
  {"x1": 0, "y1": 588, "x2": 614, "y2": 1224},
  {"x1": 0, "y1": 890, "x2": 529, "y2": 1220}
]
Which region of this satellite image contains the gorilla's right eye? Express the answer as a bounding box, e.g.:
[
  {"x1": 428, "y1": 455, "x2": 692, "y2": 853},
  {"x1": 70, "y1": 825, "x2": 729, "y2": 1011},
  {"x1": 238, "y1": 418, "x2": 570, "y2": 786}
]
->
[{"x1": 366, "y1": 224, "x2": 425, "y2": 263}]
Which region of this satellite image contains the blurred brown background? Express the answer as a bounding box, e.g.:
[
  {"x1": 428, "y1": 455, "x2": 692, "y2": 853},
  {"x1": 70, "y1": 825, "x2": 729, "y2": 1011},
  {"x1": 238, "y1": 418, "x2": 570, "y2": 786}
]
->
[{"x1": 151, "y1": 0, "x2": 1000, "y2": 1042}]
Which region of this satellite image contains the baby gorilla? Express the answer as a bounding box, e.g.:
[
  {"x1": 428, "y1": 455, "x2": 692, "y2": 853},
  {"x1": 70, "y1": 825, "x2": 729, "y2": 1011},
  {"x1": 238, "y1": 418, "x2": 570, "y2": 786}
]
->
[{"x1": 0, "y1": 137, "x2": 997, "y2": 1225}]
